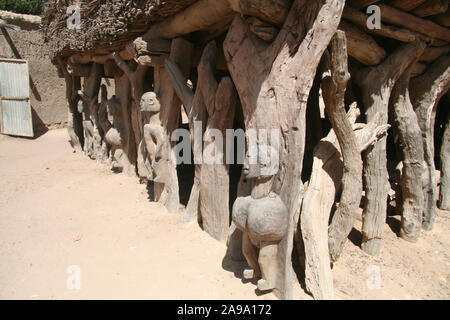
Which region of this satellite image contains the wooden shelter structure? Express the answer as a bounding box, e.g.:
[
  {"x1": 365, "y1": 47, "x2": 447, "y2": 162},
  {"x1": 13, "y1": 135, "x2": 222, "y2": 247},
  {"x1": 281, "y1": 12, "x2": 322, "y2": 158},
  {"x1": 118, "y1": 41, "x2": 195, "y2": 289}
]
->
[{"x1": 42, "y1": 0, "x2": 449, "y2": 300}]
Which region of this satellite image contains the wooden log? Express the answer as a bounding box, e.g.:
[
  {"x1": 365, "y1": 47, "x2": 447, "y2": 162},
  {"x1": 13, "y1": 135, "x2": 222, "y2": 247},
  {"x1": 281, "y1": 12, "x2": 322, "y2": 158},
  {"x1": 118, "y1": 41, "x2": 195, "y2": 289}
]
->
[
  {"x1": 136, "y1": 55, "x2": 168, "y2": 67},
  {"x1": 386, "y1": 0, "x2": 427, "y2": 11},
  {"x1": 225, "y1": 0, "x2": 346, "y2": 300},
  {"x1": 419, "y1": 45, "x2": 450, "y2": 63},
  {"x1": 338, "y1": 21, "x2": 387, "y2": 66},
  {"x1": 322, "y1": 32, "x2": 363, "y2": 263},
  {"x1": 356, "y1": 39, "x2": 427, "y2": 256},
  {"x1": 439, "y1": 115, "x2": 450, "y2": 211},
  {"x1": 411, "y1": 56, "x2": 450, "y2": 230},
  {"x1": 143, "y1": 0, "x2": 233, "y2": 40},
  {"x1": 301, "y1": 104, "x2": 389, "y2": 300},
  {"x1": 0, "y1": 10, "x2": 41, "y2": 30},
  {"x1": 412, "y1": 0, "x2": 448, "y2": 17},
  {"x1": 431, "y1": 10, "x2": 450, "y2": 27},
  {"x1": 198, "y1": 42, "x2": 238, "y2": 242},
  {"x1": 132, "y1": 38, "x2": 172, "y2": 57},
  {"x1": 245, "y1": 16, "x2": 280, "y2": 42},
  {"x1": 347, "y1": 0, "x2": 379, "y2": 10},
  {"x1": 389, "y1": 56, "x2": 427, "y2": 243},
  {"x1": 228, "y1": 0, "x2": 292, "y2": 27},
  {"x1": 378, "y1": 4, "x2": 450, "y2": 42},
  {"x1": 342, "y1": 6, "x2": 416, "y2": 43}
]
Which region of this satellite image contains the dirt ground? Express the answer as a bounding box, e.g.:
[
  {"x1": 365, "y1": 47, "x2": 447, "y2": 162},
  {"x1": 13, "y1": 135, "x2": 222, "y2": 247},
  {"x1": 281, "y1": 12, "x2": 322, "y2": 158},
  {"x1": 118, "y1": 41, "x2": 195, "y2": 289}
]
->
[{"x1": 0, "y1": 129, "x2": 449, "y2": 300}]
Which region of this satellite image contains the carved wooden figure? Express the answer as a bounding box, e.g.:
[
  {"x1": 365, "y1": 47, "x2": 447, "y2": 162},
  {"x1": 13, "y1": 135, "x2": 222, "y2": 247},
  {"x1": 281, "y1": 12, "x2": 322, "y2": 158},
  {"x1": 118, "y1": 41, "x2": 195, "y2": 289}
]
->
[
  {"x1": 141, "y1": 91, "x2": 179, "y2": 213},
  {"x1": 224, "y1": 0, "x2": 346, "y2": 299},
  {"x1": 112, "y1": 53, "x2": 149, "y2": 177},
  {"x1": 233, "y1": 192, "x2": 288, "y2": 291}
]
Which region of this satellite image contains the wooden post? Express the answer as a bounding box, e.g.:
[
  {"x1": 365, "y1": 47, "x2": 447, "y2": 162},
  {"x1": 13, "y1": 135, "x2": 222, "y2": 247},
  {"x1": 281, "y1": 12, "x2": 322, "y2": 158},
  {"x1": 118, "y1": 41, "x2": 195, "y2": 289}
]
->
[
  {"x1": 356, "y1": 39, "x2": 427, "y2": 256},
  {"x1": 225, "y1": 0, "x2": 346, "y2": 300},
  {"x1": 389, "y1": 49, "x2": 427, "y2": 242},
  {"x1": 322, "y1": 32, "x2": 363, "y2": 263},
  {"x1": 410, "y1": 56, "x2": 450, "y2": 230},
  {"x1": 151, "y1": 38, "x2": 194, "y2": 213},
  {"x1": 439, "y1": 115, "x2": 450, "y2": 211},
  {"x1": 57, "y1": 57, "x2": 84, "y2": 152}
]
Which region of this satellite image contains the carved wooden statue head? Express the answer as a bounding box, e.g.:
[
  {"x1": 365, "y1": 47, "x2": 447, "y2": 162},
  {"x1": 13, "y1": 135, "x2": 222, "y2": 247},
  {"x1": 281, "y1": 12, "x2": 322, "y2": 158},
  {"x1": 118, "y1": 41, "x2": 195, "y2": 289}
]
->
[{"x1": 140, "y1": 92, "x2": 161, "y2": 113}]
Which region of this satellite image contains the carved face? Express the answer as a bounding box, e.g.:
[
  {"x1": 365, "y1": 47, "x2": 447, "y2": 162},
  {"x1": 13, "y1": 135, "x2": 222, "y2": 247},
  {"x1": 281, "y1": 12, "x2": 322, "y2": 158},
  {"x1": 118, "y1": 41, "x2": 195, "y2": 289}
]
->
[
  {"x1": 141, "y1": 92, "x2": 160, "y2": 113},
  {"x1": 242, "y1": 144, "x2": 279, "y2": 179},
  {"x1": 243, "y1": 146, "x2": 261, "y2": 179}
]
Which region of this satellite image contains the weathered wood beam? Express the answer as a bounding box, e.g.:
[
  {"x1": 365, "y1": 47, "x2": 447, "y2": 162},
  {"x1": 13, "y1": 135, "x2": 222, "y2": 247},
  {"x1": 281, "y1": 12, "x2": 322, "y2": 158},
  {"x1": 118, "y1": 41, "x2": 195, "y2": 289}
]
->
[
  {"x1": 389, "y1": 56, "x2": 427, "y2": 243},
  {"x1": 419, "y1": 45, "x2": 450, "y2": 62},
  {"x1": 343, "y1": 6, "x2": 416, "y2": 43},
  {"x1": 410, "y1": 56, "x2": 450, "y2": 230},
  {"x1": 412, "y1": 0, "x2": 448, "y2": 17},
  {"x1": 136, "y1": 54, "x2": 168, "y2": 67},
  {"x1": 339, "y1": 21, "x2": 387, "y2": 66},
  {"x1": 246, "y1": 16, "x2": 280, "y2": 42},
  {"x1": 322, "y1": 32, "x2": 362, "y2": 263},
  {"x1": 378, "y1": 3, "x2": 450, "y2": 42},
  {"x1": 228, "y1": 0, "x2": 292, "y2": 27},
  {"x1": 143, "y1": 0, "x2": 234, "y2": 40},
  {"x1": 0, "y1": 10, "x2": 41, "y2": 30},
  {"x1": 301, "y1": 104, "x2": 389, "y2": 300},
  {"x1": 347, "y1": 0, "x2": 379, "y2": 10},
  {"x1": 386, "y1": 0, "x2": 427, "y2": 11},
  {"x1": 356, "y1": 39, "x2": 427, "y2": 256},
  {"x1": 431, "y1": 10, "x2": 450, "y2": 27}
]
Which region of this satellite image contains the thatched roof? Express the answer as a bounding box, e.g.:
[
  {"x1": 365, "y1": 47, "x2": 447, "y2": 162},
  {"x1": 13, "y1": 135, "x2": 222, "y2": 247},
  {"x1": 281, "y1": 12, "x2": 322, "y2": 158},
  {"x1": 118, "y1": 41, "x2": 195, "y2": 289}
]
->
[{"x1": 42, "y1": 0, "x2": 198, "y2": 60}]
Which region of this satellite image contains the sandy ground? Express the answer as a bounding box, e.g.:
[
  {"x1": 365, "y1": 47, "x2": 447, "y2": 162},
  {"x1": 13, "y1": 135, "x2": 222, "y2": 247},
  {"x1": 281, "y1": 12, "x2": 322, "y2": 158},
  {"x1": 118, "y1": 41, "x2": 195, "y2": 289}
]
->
[{"x1": 0, "y1": 129, "x2": 449, "y2": 300}]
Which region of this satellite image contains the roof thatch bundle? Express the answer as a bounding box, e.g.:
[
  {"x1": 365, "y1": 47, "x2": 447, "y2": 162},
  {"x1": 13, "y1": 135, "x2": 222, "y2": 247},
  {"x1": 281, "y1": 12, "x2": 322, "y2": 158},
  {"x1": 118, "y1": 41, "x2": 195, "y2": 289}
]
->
[{"x1": 42, "y1": 0, "x2": 198, "y2": 61}]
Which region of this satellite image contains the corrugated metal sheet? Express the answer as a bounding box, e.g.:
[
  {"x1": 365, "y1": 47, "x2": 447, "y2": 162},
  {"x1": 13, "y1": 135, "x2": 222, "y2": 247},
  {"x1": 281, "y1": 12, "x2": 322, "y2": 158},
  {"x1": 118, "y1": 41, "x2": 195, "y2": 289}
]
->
[
  {"x1": 0, "y1": 58, "x2": 33, "y2": 137},
  {"x1": 0, "y1": 60, "x2": 29, "y2": 97},
  {"x1": 1, "y1": 100, "x2": 33, "y2": 137}
]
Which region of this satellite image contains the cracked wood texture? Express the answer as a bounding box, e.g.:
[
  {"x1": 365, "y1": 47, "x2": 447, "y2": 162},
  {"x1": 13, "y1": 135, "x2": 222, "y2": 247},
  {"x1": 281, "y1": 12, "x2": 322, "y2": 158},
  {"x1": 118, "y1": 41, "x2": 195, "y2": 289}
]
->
[
  {"x1": 322, "y1": 32, "x2": 362, "y2": 264},
  {"x1": 301, "y1": 103, "x2": 389, "y2": 300},
  {"x1": 355, "y1": 39, "x2": 426, "y2": 256},
  {"x1": 197, "y1": 41, "x2": 238, "y2": 242},
  {"x1": 389, "y1": 52, "x2": 427, "y2": 242},
  {"x1": 410, "y1": 56, "x2": 450, "y2": 230}
]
